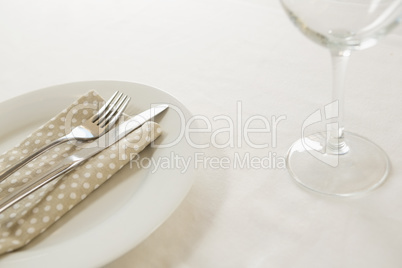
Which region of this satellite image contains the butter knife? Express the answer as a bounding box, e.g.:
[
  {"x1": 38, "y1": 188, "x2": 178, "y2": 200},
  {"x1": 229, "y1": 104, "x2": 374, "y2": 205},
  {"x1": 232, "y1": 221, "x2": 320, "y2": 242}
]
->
[{"x1": 0, "y1": 104, "x2": 168, "y2": 213}]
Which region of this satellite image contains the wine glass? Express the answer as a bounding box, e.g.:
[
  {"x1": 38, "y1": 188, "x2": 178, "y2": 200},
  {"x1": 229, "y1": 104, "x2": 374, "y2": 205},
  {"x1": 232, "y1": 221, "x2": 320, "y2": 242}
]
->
[{"x1": 281, "y1": 0, "x2": 402, "y2": 196}]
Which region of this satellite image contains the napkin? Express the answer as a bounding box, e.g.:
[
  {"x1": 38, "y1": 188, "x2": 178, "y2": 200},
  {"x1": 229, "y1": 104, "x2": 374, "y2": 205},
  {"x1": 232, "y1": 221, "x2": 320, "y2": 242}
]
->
[{"x1": 0, "y1": 90, "x2": 162, "y2": 254}]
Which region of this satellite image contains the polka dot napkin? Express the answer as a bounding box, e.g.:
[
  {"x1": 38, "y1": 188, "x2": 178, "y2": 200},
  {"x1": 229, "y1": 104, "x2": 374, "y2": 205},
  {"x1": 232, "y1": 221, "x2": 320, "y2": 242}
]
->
[{"x1": 0, "y1": 90, "x2": 162, "y2": 254}]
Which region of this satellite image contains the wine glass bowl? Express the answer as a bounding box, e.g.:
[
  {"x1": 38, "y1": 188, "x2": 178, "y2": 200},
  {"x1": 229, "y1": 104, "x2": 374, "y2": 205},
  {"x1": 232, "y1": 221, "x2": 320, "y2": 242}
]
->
[
  {"x1": 281, "y1": 0, "x2": 402, "y2": 196},
  {"x1": 281, "y1": 0, "x2": 402, "y2": 50}
]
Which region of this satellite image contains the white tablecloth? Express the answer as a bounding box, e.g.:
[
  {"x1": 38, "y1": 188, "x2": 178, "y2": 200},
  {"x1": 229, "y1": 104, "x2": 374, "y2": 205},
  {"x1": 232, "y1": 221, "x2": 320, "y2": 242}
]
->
[{"x1": 1, "y1": 0, "x2": 402, "y2": 267}]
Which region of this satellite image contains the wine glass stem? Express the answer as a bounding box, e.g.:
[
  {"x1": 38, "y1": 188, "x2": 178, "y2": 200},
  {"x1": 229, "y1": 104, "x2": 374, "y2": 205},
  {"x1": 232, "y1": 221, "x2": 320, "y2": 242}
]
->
[{"x1": 327, "y1": 49, "x2": 351, "y2": 155}]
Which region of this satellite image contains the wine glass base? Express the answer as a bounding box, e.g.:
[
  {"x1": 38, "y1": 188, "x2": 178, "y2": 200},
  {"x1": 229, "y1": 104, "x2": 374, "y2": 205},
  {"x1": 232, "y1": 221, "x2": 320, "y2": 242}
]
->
[{"x1": 286, "y1": 131, "x2": 390, "y2": 197}]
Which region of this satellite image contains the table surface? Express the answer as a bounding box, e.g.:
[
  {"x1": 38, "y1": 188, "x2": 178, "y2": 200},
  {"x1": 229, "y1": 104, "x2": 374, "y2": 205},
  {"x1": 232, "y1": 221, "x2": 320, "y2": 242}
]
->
[{"x1": 1, "y1": 1, "x2": 402, "y2": 267}]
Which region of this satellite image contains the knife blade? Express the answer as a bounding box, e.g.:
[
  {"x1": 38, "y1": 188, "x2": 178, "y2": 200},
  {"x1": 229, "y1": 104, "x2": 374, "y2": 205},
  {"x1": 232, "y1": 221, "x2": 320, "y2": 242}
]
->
[{"x1": 0, "y1": 104, "x2": 168, "y2": 213}]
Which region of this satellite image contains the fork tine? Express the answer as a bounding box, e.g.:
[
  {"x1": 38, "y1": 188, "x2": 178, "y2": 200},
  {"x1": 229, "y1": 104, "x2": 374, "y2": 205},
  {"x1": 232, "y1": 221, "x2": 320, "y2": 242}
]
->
[
  {"x1": 92, "y1": 91, "x2": 119, "y2": 122},
  {"x1": 101, "y1": 96, "x2": 131, "y2": 129},
  {"x1": 96, "y1": 92, "x2": 124, "y2": 125}
]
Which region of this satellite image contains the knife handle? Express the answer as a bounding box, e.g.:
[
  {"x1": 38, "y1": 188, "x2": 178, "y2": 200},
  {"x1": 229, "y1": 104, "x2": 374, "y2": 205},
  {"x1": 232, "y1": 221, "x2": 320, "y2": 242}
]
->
[
  {"x1": 0, "y1": 135, "x2": 71, "y2": 183},
  {"x1": 0, "y1": 160, "x2": 81, "y2": 214}
]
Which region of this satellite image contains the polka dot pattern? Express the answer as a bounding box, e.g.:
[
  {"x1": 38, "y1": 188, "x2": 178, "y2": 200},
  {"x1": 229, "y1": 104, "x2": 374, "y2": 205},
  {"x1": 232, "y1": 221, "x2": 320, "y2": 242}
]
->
[{"x1": 0, "y1": 91, "x2": 162, "y2": 254}]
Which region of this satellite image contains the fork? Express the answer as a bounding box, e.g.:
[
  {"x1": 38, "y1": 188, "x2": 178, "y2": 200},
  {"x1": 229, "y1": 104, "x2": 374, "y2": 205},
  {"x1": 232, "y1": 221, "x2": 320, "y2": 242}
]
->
[{"x1": 0, "y1": 91, "x2": 130, "y2": 182}]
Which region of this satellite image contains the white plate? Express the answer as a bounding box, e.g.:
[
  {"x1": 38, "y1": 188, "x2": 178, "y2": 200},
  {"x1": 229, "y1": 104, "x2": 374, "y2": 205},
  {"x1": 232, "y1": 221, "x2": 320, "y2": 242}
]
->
[{"x1": 0, "y1": 81, "x2": 195, "y2": 267}]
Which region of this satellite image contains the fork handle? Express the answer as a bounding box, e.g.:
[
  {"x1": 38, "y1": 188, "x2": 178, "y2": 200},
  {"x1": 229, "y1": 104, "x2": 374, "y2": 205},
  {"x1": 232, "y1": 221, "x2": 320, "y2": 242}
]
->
[
  {"x1": 0, "y1": 134, "x2": 73, "y2": 182},
  {"x1": 0, "y1": 159, "x2": 81, "y2": 214}
]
